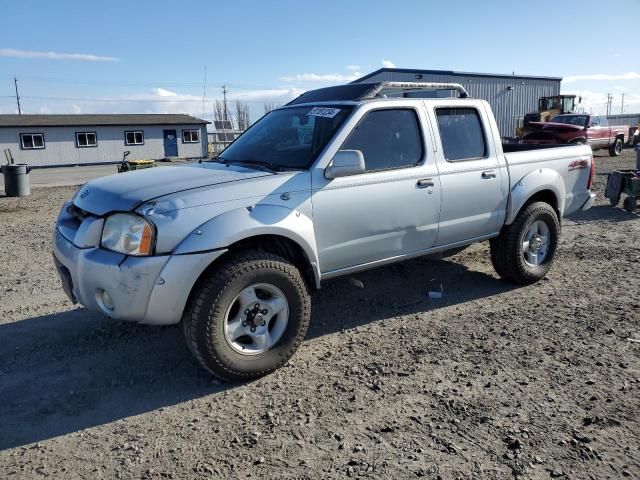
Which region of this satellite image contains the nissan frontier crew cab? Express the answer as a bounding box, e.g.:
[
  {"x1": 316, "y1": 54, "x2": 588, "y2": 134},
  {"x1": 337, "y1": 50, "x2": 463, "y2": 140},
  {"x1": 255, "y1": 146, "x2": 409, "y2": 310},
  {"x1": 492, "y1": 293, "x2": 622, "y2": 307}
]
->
[{"x1": 53, "y1": 82, "x2": 596, "y2": 381}]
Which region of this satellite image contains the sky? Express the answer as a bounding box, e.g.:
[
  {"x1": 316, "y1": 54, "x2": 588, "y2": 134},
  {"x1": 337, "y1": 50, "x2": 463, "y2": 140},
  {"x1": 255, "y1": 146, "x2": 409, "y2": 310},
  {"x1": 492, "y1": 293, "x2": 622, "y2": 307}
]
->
[{"x1": 1, "y1": 0, "x2": 639, "y2": 124}]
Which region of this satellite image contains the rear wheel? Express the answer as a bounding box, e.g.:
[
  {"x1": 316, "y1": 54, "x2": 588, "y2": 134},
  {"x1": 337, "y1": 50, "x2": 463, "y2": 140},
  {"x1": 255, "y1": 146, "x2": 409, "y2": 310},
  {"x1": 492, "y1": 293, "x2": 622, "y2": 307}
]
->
[
  {"x1": 609, "y1": 137, "x2": 623, "y2": 157},
  {"x1": 183, "y1": 251, "x2": 310, "y2": 381},
  {"x1": 490, "y1": 202, "x2": 560, "y2": 284}
]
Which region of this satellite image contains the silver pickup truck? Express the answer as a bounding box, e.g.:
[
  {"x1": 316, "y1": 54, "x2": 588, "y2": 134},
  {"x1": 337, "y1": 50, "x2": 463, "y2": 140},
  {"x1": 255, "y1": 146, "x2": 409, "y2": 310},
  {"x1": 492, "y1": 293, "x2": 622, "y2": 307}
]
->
[{"x1": 53, "y1": 82, "x2": 596, "y2": 380}]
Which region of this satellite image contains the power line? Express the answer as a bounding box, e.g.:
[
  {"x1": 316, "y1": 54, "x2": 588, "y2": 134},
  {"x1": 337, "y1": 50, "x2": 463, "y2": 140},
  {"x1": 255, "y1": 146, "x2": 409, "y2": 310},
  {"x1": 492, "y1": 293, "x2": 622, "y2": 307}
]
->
[
  {"x1": 4, "y1": 73, "x2": 286, "y2": 91},
  {"x1": 1, "y1": 94, "x2": 281, "y2": 104}
]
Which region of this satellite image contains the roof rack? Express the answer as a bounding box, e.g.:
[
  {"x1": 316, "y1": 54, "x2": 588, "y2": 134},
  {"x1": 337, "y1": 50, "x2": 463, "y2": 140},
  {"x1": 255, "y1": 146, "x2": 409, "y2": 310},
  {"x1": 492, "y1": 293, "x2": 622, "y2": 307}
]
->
[
  {"x1": 364, "y1": 81, "x2": 469, "y2": 99},
  {"x1": 285, "y1": 81, "x2": 469, "y2": 106}
]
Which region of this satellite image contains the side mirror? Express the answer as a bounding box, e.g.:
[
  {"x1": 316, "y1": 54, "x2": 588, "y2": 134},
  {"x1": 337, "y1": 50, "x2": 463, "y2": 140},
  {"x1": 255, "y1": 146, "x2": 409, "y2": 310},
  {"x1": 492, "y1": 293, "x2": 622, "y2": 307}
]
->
[{"x1": 325, "y1": 150, "x2": 365, "y2": 179}]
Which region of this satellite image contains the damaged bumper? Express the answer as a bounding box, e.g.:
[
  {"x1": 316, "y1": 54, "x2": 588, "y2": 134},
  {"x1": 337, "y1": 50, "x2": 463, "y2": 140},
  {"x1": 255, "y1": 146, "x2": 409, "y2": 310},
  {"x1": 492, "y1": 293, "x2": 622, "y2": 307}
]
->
[{"x1": 52, "y1": 228, "x2": 225, "y2": 325}]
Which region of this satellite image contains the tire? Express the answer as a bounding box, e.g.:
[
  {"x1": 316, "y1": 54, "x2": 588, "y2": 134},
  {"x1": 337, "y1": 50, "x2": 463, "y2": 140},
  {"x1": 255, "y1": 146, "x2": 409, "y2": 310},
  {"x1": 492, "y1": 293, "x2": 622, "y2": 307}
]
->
[
  {"x1": 490, "y1": 202, "x2": 560, "y2": 285},
  {"x1": 183, "y1": 251, "x2": 310, "y2": 381},
  {"x1": 609, "y1": 137, "x2": 623, "y2": 157},
  {"x1": 623, "y1": 196, "x2": 637, "y2": 213}
]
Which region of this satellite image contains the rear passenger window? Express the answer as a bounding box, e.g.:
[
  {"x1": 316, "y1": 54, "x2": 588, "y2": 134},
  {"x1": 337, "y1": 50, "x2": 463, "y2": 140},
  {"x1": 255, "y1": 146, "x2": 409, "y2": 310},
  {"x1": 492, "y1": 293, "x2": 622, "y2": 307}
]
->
[
  {"x1": 435, "y1": 108, "x2": 486, "y2": 161},
  {"x1": 341, "y1": 109, "x2": 423, "y2": 172}
]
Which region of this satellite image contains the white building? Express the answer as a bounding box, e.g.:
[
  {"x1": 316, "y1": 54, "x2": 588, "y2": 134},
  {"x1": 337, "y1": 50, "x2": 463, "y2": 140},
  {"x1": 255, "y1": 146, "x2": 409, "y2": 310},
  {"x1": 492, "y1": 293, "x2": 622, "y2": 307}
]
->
[{"x1": 0, "y1": 114, "x2": 209, "y2": 167}]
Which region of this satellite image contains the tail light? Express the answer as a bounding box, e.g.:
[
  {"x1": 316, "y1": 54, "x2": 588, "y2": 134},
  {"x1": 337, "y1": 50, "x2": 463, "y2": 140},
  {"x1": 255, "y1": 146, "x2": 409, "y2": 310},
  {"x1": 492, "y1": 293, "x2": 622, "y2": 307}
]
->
[{"x1": 587, "y1": 155, "x2": 595, "y2": 190}]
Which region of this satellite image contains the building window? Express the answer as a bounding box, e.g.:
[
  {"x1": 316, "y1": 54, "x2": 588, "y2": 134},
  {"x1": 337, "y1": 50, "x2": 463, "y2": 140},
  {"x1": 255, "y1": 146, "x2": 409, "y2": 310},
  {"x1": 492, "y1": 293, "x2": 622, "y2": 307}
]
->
[
  {"x1": 76, "y1": 132, "x2": 97, "y2": 148},
  {"x1": 182, "y1": 129, "x2": 200, "y2": 143},
  {"x1": 435, "y1": 108, "x2": 487, "y2": 161},
  {"x1": 20, "y1": 133, "x2": 45, "y2": 150},
  {"x1": 125, "y1": 130, "x2": 144, "y2": 145}
]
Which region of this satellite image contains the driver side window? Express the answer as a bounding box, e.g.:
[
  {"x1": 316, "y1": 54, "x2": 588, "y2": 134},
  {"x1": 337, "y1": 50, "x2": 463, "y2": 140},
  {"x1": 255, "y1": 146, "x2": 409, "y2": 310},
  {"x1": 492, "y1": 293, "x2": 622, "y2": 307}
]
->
[
  {"x1": 340, "y1": 109, "x2": 423, "y2": 172},
  {"x1": 590, "y1": 116, "x2": 600, "y2": 127}
]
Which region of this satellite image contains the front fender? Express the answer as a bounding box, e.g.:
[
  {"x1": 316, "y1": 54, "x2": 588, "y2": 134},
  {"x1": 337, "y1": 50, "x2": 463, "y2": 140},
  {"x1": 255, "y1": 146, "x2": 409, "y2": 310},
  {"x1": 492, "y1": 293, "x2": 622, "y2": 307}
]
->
[
  {"x1": 506, "y1": 168, "x2": 566, "y2": 225},
  {"x1": 173, "y1": 204, "x2": 320, "y2": 286}
]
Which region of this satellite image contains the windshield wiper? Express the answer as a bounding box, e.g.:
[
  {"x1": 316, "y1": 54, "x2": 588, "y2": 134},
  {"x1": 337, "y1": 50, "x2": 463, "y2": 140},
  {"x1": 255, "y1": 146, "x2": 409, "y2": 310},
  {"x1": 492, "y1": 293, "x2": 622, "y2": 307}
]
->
[
  {"x1": 225, "y1": 159, "x2": 303, "y2": 172},
  {"x1": 208, "y1": 157, "x2": 301, "y2": 172}
]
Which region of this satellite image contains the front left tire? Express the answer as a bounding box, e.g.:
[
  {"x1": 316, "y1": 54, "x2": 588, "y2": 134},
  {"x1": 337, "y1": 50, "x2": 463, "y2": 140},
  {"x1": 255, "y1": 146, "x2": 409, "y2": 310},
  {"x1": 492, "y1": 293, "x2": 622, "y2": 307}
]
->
[{"x1": 183, "y1": 251, "x2": 311, "y2": 381}]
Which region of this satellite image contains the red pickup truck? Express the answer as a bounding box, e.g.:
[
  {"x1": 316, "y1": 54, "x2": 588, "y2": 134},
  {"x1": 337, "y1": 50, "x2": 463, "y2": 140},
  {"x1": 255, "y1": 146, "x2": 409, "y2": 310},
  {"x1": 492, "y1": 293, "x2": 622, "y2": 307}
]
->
[{"x1": 523, "y1": 114, "x2": 628, "y2": 156}]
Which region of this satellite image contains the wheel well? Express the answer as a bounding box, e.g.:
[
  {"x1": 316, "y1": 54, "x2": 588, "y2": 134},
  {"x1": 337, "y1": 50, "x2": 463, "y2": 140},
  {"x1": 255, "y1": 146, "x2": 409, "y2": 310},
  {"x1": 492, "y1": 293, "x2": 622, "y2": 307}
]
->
[
  {"x1": 523, "y1": 190, "x2": 559, "y2": 217},
  {"x1": 181, "y1": 234, "x2": 317, "y2": 323},
  {"x1": 227, "y1": 235, "x2": 316, "y2": 288}
]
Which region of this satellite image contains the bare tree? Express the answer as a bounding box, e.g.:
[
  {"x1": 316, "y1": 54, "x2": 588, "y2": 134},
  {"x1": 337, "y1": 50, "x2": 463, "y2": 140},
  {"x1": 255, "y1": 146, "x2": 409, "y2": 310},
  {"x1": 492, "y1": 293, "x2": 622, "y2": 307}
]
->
[
  {"x1": 235, "y1": 100, "x2": 251, "y2": 131},
  {"x1": 213, "y1": 100, "x2": 229, "y2": 124},
  {"x1": 263, "y1": 102, "x2": 280, "y2": 115}
]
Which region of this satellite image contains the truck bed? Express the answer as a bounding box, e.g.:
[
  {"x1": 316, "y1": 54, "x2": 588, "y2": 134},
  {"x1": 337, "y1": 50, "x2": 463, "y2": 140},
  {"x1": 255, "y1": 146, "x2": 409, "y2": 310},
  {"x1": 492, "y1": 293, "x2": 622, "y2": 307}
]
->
[{"x1": 502, "y1": 143, "x2": 575, "y2": 153}]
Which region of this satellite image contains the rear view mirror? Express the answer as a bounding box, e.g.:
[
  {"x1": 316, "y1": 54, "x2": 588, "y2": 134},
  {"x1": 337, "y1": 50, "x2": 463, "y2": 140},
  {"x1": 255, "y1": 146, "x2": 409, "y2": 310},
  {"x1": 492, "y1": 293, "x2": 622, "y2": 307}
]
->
[{"x1": 325, "y1": 150, "x2": 365, "y2": 179}]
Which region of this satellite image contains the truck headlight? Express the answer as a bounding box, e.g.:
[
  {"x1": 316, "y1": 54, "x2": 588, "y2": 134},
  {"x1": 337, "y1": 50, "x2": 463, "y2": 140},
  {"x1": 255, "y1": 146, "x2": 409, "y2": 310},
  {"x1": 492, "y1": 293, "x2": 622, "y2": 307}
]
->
[{"x1": 101, "y1": 213, "x2": 155, "y2": 256}]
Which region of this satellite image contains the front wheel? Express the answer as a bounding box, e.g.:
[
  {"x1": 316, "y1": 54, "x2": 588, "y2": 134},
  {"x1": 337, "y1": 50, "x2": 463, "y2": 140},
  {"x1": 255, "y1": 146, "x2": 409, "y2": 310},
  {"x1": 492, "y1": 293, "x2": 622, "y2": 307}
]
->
[
  {"x1": 609, "y1": 137, "x2": 623, "y2": 157},
  {"x1": 490, "y1": 202, "x2": 560, "y2": 284},
  {"x1": 183, "y1": 251, "x2": 310, "y2": 381}
]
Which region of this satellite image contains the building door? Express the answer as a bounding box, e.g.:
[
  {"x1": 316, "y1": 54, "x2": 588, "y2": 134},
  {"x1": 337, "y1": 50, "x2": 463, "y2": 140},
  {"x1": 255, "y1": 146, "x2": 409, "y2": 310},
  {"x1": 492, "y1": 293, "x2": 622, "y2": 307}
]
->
[{"x1": 163, "y1": 130, "x2": 178, "y2": 157}]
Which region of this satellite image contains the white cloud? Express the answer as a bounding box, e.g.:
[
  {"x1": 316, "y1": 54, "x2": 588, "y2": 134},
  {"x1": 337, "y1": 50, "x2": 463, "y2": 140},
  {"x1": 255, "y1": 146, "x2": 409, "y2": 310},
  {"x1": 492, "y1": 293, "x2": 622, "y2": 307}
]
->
[
  {"x1": 0, "y1": 87, "x2": 306, "y2": 124},
  {"x1": 382, "y1": 59, "x2": 396, "y2": 68},
  {"x1": 563, "y1": 72, "x2": 640, "y2": 83},
  {"x1": 229, "y1": 88, "x2": 305, "y2": 102},
  {"x1": 346, "y1": 65, "x2": 361, "y2": 71},
  {"x1": 614, "y1": 53, "x2": 621, "y2": 57},
  {"x1": 563, "y1": 88, "x2": 640, "y2": 115},
  {"x1": 0, "y1": 48, "x2": 118, "y2": 62},
  {"x1": 281, "y1": 72, "x2": 362, "y2": 83}
]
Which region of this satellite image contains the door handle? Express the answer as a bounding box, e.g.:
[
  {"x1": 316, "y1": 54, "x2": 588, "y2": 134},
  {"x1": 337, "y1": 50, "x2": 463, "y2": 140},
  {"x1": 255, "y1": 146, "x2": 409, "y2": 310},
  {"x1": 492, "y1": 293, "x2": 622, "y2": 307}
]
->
[
  {"x1": 417, "y1": 178, "x2": 435, "y2": 188},
  {"x1": 482, "y1": 170, "x2": 497, "y2": 179}
]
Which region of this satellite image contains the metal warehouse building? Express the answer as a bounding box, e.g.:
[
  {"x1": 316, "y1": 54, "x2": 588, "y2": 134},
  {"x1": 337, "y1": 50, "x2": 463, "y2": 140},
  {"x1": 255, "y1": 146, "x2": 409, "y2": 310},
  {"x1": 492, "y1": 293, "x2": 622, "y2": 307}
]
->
[
  {"x1": 605, "y1": 113, "x2": 640, "y2": 127},
  {"x1": 353, "y1": 68, "x2": 561, "y2": 139},
  {"x1": 0, "y1": 114, "x2": 209, "y2": 167}
]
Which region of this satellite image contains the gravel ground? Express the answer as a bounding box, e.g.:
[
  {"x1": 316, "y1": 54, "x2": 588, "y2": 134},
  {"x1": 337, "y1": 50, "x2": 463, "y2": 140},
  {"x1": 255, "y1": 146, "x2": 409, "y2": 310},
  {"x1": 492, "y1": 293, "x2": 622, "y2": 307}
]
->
[{"x1": 0, "y1": 150, "x2": 638, "y2": 479}]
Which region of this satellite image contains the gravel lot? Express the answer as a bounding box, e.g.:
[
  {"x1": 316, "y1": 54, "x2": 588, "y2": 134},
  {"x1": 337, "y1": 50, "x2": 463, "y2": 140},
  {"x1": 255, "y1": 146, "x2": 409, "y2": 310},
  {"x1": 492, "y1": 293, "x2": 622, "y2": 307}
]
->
[{"x1": 0, "y1": 150, "x2": 638, "y2": 479}]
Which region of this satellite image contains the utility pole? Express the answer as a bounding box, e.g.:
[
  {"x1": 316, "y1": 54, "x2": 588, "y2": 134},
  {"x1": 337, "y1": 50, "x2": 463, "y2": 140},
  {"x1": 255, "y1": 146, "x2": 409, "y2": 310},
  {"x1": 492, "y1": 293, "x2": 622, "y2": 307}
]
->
[
  {"x1": 222, "y1": 85, "x2": 228, "y2": 122},
  {"x1": 14, "y1": 77, "x2": 21, "y2": 115},
  {"x1": 605, "y1": 93, "x2": 612, "y2": 116},
  {"x1": 201, "y1": 66, "x2": 207, "y2": 120},
  {"x1": 621, "y1": 93, "x2": 625, "y2": 115}
]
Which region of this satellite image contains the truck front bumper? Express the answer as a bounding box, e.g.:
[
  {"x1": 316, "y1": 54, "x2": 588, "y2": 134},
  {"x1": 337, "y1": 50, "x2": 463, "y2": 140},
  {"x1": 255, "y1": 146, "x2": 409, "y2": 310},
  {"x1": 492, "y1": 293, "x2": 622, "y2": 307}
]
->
[{"x1": 52, "y1": 228, "x2": 226, "y2": 325}]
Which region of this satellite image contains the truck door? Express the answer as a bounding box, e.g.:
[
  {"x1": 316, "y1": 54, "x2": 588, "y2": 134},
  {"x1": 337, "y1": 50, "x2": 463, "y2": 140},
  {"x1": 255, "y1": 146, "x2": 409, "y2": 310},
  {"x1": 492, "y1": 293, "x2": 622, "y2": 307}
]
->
[
  {"x1": 587, "y1": 116, "x2": 607, "y2": 149},
  {"x1": 311, "y1": 105, "x2": 441, "y2": 274},
  {"x1": 430, "y1": 103, "x2": 504, "y2": 246}
]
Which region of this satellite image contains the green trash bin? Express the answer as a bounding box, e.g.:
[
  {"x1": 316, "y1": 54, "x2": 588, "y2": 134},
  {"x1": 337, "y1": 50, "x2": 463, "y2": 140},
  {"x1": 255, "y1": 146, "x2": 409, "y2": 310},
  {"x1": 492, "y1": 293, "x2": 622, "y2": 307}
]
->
[{"x1": 2, "y1": 164, "x2": 31, "y2": 197}]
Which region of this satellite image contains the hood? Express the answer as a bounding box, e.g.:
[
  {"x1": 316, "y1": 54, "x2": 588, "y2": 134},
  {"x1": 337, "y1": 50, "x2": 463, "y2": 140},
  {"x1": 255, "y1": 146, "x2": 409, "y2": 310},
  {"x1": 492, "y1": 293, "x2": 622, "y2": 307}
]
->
[
  {"x1": 74, "y1": 162, "x2": 272, "y2": 215},
  {"x1": 527, "y1": 121, "x2": 585, "y2": 132}
]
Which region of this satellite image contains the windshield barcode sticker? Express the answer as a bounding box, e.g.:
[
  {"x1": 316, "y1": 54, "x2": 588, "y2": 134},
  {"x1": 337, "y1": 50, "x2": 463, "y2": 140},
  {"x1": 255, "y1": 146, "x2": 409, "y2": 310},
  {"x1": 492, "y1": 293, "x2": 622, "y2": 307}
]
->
[{"x1": 308, "y1": 107, "x2": 341, "y2": 118}]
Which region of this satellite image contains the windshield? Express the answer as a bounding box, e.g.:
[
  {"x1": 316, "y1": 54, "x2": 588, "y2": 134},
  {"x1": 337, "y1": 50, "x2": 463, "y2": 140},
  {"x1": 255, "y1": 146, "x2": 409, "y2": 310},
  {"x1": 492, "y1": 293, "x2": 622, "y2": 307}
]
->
[
  {"x1": 218, "y1": 105, "x2": 353, "y2": 170},
  {"x1": 550, "y1": 114, "x2": 588, "y2": 126},
  {"x1": 561, "y1": 97, "x2": 575, "y2": 113}
]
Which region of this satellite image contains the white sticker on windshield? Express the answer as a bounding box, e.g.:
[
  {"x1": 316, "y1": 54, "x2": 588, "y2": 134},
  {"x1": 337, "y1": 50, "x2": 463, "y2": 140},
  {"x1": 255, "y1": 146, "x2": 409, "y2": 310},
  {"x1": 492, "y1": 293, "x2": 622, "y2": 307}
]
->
[{"x1": 307, "y1": 107, "x2": 341, "y2": 118}]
